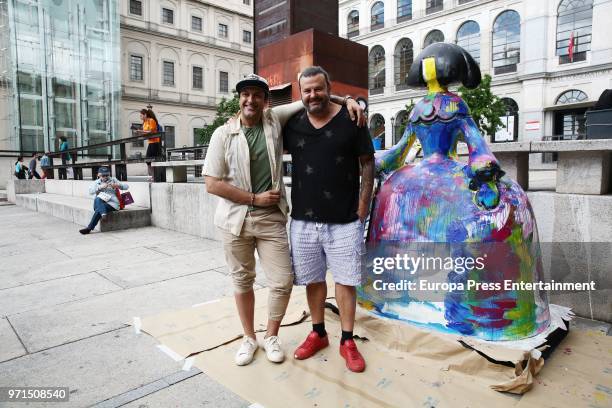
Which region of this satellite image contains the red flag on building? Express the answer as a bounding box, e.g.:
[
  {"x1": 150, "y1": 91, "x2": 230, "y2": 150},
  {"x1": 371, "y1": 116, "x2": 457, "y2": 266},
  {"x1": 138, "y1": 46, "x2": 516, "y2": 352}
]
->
[{"x1": 568, "y1": 32, "x2": 575, "y2": 62}]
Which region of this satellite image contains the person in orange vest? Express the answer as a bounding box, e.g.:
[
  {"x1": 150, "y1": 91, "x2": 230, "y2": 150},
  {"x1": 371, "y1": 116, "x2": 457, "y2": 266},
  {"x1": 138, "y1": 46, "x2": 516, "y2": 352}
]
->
[{"x1": 141, "y1": 108, "x2": 161, "y2": 181}]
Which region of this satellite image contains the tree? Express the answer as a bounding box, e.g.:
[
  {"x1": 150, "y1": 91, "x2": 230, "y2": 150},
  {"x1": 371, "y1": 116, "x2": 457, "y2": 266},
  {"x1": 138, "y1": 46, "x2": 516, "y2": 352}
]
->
[
  {"x1": 458, "y1": 74, "x2": 506, "y2": 138},
  {"x1": 398, "y1": 99, "x2": 416, "y2": 137},
  {"x1": 195, "y1": 94, "x2": 240, "y2": 145}
]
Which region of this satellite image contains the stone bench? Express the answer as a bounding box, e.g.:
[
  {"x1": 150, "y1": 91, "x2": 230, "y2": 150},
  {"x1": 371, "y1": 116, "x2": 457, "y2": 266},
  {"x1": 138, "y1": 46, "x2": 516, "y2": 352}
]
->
[
  {"x1": 486, "y1": 140, "x2": 612, "y2": 195},
  {"x1": 16, "y1": 193, "x2": 151, "y2": 232},
  {"x1": 9, "y1": 179, "x2": 152, "y2": 232},
  {"x1": 489, "y1": 142, "x2": 531, "y2": 191},
  {"x1": 531, "y1": 140, "x2": 611, "y2": 195},
  {"x1": 151, "y1": 160, "x2": 206, "y2": 183}
]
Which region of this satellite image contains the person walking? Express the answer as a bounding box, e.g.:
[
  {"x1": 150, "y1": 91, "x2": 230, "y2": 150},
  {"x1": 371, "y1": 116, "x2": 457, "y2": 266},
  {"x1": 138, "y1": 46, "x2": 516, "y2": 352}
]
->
[
  {"x1": 283, "y1": 66, "x2": 375, "y2": 373},
  {"x1": 28, "y1": 153, "x2": 41, "y2": 179},
  {"x1": 141, "y1": 108, "x2": 161, "y2": 180},
  {"x1": 203, "y1": 73, "x2": 365, "y2": 367},
  {"x1": 58, "y1": 136, "x2": 72, "y2": 180},
  {"x1": 79, "y1": 167, "x2": 128, "y2": 235}
]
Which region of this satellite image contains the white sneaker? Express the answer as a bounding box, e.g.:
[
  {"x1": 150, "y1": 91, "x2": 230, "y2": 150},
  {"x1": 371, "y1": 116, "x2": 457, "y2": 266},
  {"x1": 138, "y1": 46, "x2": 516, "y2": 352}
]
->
[
  {"x1": 263, "y1": 335, "x2": 285, "y2": 363},
  {"x1": 235, "y1": 336, "x2": 258, "y2": 366}
]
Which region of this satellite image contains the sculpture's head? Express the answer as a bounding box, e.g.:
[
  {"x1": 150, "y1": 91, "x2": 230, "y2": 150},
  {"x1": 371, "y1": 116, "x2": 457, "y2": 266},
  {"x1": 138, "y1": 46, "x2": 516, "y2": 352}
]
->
[{"x1": 407, "y1": 43, "x2": 481, "y2": 94}]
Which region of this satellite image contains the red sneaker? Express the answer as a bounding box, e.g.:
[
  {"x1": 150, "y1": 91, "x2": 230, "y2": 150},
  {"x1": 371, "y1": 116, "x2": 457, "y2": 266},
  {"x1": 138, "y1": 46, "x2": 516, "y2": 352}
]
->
[
  {"x1": 294, "y1": 331, "x2": 329, "y2": 360},
  {"x1": 339, "y1": 339, "x2": 366, "y2": 372}
]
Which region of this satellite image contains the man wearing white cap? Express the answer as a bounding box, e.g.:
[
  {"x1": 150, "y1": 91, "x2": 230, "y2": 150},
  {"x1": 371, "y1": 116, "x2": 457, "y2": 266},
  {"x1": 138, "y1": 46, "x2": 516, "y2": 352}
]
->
[{"x1": 203, "y1": 74, "x2": 365, "y2": 366}]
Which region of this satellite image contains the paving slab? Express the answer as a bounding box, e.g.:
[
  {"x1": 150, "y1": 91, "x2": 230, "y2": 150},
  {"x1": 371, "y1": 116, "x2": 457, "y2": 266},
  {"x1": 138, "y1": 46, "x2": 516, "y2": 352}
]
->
[
  {"x1": 0, "y1": 272, "x2": 122, "y2": 317},
  {"x1": 0, "y1": 318, "x2": 26, "y2": 362},
  {"x1": 55, "y1": 236, "x2": 144, "y2": 259},
  {"x1": 145, "y1": 237, "x2": 221, "y2": 257},
  {"x1": 571, "y1": 316, "x2": 612, "y2": 335},
  {"x1": 98, "y1": 248, "x2": 227, "y2": 289},
  {"x1": 9, "y1": 270, "x2": 234, "y2": 353},
  {"x1": 1, "y1": 248, "x2": 70, "y2": 274},
  {"x1": 0, "y1": 328, "x2": 186, "y2": 408},
  {"x1": 106, "y1": 227, "x2": 199, "y2": 246},
  {"x1": 121, "y1": 373, "x2": 247, "y2": 408},
  {"x1": 0, "y1": 236, "x2": 79, "y2": 258},
  {"x1": 0, "y1": 247, "x2": 169, "y2": 290},
  {"x1": 53, "y1": 232, "x2": 215, "y2": 260}
]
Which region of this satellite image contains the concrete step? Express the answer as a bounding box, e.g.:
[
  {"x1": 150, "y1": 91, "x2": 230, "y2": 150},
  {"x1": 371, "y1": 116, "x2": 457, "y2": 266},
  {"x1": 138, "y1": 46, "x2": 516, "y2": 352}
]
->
[
  {"x1": 16, "y1": 193, "x2": 151, "y2": 232},
  {"x1": 0, "y1": 189, "x2": 7, "y2": 202}
]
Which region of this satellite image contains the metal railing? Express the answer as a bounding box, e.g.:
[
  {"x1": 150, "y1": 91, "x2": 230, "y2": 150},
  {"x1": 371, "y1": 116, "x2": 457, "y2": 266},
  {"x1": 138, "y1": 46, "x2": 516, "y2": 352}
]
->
[
  {"x1": 166, "y1": 145, "x2": 209, "y2": 178},
  {"x1": 1, "y1": 131, "x2": 166, "y2": 181}
]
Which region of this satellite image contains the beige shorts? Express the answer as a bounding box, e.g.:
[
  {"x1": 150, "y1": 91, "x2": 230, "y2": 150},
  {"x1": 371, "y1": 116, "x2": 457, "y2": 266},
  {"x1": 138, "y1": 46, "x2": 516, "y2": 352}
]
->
[{"x1": 220, "y1": 206, "x2": 293, "y2": 321}]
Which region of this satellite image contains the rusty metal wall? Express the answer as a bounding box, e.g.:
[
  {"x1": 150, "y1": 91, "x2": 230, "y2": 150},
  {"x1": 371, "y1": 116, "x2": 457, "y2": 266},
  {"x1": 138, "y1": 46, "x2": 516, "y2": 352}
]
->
[
  {"x1": 258, "y1": 29, "x2": 368, "y2": 104},
  {"x1": 254, "y1": 0, "x2": 339, "y2": 52}
]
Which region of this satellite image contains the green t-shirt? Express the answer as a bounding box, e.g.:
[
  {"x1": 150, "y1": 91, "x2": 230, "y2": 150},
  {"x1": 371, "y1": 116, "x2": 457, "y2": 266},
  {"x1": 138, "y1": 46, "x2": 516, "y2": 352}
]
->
[{"x1": 242, "y1": 124, "x2": 272, "y2": 200}]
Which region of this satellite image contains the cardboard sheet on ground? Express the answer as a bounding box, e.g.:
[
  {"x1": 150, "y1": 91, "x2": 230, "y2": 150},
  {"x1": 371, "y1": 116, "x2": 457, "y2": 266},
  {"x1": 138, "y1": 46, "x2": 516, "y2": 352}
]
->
[
  {"x1": 137, "y1": 285, "x2": 611, "y2": 408},
  {"x1": 138, "y1": 287, "x2": 309, "y2": 359}
]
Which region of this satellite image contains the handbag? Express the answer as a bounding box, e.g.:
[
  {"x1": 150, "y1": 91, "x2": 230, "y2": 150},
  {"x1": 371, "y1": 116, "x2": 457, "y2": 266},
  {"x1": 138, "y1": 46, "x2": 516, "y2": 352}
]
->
[
  {"x1": 115, "y1": 188, "x2": 125, "y2": 210},
  {"x1": 121, "y1": 191, "x2": 134, "y2": 206}
]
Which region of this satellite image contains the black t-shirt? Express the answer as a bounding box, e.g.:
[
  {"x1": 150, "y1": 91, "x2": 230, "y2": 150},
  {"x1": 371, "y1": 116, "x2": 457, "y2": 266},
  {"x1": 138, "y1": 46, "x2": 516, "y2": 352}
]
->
[{"x1": 283, "y1": 105, "x2": 374, "y2": 223}]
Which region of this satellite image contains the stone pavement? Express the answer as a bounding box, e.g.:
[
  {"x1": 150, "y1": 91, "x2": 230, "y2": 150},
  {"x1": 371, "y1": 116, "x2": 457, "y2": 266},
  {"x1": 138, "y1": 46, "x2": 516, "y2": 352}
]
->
[
  {"x1": 0, "y1": 205, "x2": 249, "y2": 407},
  {"x1": 0, "y1": 204, "x2": 610, "y2": 408}
]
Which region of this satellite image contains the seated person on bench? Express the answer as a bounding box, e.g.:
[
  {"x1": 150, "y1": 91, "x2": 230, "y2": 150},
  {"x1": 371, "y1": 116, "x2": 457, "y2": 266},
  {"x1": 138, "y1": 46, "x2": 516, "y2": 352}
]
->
[{"x1": 80, "y1": 167, "x2": 128, "y2": 235}]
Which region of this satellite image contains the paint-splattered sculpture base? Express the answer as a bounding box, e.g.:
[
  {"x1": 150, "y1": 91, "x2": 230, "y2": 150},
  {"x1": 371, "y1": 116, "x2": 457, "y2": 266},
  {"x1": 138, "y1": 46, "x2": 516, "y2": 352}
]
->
[
  {"x1": 360, "y1": 156, "x2": 551, "y2": 341},
  {"x1": 360, "y1": 94, "x2": 551, "y2": 341}
]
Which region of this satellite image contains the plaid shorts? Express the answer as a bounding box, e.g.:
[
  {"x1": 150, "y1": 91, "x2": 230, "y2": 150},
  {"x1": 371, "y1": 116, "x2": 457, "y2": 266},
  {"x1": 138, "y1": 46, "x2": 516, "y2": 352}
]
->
[{"x1": 290, "y1": 219, "x2": 365, "y2": 286}]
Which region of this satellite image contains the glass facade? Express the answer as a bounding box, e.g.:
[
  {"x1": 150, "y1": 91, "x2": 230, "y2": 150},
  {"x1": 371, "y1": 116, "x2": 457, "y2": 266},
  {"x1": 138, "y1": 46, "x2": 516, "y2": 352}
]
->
[{"x1": 0, "y1": 0, "x2": 120, "y2": 153}]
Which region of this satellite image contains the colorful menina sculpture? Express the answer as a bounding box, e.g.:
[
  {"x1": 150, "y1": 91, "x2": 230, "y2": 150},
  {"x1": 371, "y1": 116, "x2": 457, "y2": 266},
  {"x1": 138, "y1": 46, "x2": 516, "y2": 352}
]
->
[{"x1": 359, "y1": 43, "x2": 551, "y2": 341}]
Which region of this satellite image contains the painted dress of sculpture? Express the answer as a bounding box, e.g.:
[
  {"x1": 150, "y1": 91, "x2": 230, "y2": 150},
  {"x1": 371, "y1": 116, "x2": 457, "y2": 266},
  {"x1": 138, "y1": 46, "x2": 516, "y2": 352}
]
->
[{"x1": 359, "y1": 43, "x2": 551, "y2": 341}]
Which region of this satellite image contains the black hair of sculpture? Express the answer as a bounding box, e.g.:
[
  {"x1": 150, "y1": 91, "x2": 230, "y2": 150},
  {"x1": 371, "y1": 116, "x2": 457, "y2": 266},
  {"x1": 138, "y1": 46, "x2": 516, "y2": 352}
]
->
[{"x1": 406, "y1": 43, "x2": 482, "y2": 89}]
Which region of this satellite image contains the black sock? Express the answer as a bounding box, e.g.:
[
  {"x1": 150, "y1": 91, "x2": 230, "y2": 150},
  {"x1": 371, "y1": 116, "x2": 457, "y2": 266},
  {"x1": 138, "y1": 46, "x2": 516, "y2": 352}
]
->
[
  {"x1": 312, "y1": 322, "x2": 327, "y2": 338},
  {"x1": 340, "y1": 330, "x2": 353, "y2": 345}
]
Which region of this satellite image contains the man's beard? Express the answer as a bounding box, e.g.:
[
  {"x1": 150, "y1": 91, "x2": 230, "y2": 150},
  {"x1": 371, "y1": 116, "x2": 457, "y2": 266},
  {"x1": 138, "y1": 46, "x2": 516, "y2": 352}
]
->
[{"x1": 304, "y1": 96, "x2": 329, "y2": 114}]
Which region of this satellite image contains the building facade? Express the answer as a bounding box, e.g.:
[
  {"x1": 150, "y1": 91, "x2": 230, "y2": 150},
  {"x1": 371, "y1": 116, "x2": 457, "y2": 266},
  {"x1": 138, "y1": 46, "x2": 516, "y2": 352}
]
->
[
  {"x1": 0, "y1": 0, "x2": 122, "y2": 153},
  {"x1": 0, "y1": 0, "x2": 252, "y2": 155},
  {"x1": 338, "y1": 0, "x2": 612, "y2": 159},
  {"x1": 120, "y1": 0, "x2": 253, "y2": 155}
]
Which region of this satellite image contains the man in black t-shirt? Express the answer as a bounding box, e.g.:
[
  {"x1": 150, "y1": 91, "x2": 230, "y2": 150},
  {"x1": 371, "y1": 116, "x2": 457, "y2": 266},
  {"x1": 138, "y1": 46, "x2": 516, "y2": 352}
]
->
[{"x1": 283, "y1": 66, "x2": 374, "y2": 373}]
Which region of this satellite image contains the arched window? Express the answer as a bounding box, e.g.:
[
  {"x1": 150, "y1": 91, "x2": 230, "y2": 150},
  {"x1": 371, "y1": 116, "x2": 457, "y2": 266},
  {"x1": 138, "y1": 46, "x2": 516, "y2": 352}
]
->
[
  {"x1": 456, "y1": 21, "x2": 480, "y2": 63},
  {"x1": 371, "y1": 2, "x2": 384, "y2": 31},
  {"x1": 502, "y1": 98, "x2": 519, "y2": 114},
  {"x1": 554, "y1": 90, "x2": 588, "y2": 141},
  {"x1": 370, "y1": 114, "x2": 385, "y2": 149},
  {"x1": 397, "y1": 0, "x2": 412, "y2": 22},
  {"x1": 494, "y1": 98, "x2": 519, "y2": 142},
  {"x1": 394, "y1": 38, "x2": 413, "y2": 90},
  {"x1": 369, "y1": 46, "x2": 385, "y2": 95},
  {"x1": 347, "y1": 10, "x2": 359, "y2": 39},
  {"x1": 393, "y1": 110, "x2": 410, "y2": 144},
  {"x1": 423, "y1": 29, "x2": 444, "y2": 48},
  {"x1": 492, "y1": 10, "x2": 520, "y2": 74},
  {"x1": 556, "y1": 0, "x2": 593, "y2": 64},
  {"x1": 556, "y1": 89, "x2": 588, "y2": 104}
]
